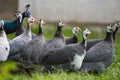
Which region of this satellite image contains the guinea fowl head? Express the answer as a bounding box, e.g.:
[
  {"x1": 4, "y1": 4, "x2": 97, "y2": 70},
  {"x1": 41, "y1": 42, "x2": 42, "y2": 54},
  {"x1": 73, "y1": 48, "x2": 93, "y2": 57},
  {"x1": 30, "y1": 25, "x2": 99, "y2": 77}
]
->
[
  {"x1": 0, "y1": 19, "x2": 4, "y2": 31},
  {"x1": 81, "y1": 28, "x2": 91, "y2": 49},
  {"x1": 38, "y1": 19, "x2": 45, "y2": 27},
  {"x1": 22, "y1": 4, "x2": 31, "y2": 17},
  {"x1": 112, "y1": 22, "x2": 120, "y2": 41},
  {"x1": 72, "y1": 27, "x2": 81, "y2": 36},
  {"x1": 58, "y1": 21, "x2": 65, "y2": 28},
  {"x1": 113, "y1": 22, "x2": 120, "y2": 32},
  {"x1": 37, "y1": 19, "x2": 45, "y2": 35},
  {"x1": 104, "y1": 25, "x2": 113, "y2": 41},
  {"x1": 28, "y1": 16, "x2": 37, "y2": 26},
  {"x1": 106, "y1": 25, "x2": 113, "y2": 33},
  {"x1": 14, "y1": 11, "x2": 23, "y2": 23},
  {"x1": 82, "y1": 28, "x2": 91, "y2": 40},
  {"x1": 54, "y1": 21, "x2": 65, "y2": 37}
]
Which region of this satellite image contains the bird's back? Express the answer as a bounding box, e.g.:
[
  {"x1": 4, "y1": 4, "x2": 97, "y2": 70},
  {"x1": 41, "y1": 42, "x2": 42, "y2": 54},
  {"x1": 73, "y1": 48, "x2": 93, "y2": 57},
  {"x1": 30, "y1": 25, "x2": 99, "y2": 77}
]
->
[
  {"x1": 84, "y1": 41, "x2": 114, "y2": 63},
  {"x1": 4, "y1": 20, "x2": 18, "y2": 34}
]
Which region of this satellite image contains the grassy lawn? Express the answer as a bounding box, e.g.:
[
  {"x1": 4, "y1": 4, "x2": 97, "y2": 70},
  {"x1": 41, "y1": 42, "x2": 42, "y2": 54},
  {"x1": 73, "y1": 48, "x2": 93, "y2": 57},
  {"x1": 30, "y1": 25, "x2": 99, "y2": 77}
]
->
[{"x1": 0, "y1": 23, "x2": 120, "y2": 80}]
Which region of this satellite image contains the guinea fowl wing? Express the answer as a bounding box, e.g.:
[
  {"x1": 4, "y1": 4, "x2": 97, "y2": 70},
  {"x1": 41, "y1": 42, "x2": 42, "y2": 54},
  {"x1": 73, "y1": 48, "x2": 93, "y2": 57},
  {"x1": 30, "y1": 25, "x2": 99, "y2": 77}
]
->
[
  {"x1": 41, "y1": 44, "x2": 84, "y2": 65},
  {"x1": 87, "y1": 38, "x2": 103, "y2": 51},
  {"x1": 84, "y1": 41, "x2": 114, "y2": 62}
]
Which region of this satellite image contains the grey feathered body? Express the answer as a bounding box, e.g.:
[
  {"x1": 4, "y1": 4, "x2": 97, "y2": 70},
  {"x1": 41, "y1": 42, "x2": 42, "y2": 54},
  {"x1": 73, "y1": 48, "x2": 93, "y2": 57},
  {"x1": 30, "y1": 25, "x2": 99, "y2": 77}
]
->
[
  {"x1": 87, "y1": 38, "x2": 103, "y2": 51},
  {"x1": 40, "y1": 38, "x2": 65, "y2": 53},
  {"x1": 8, "y1": 30, "x2": 32, "y2": 58},
  {"x1": 22, "y1": 34, "x2": 46, "y2": 63},
  {"x1": 39, "y1": 37, "x2": 66, "y2": 63},
  {"x1": 40, "y1": 43, "x2": 84, "y2": 64},
  {"x1": 39, "y1": 43, "x2": 86, "y2": 72},
  {"x1": 65, "y1": 36, "x2": 78, "y2": 45},
  {"x1": 80, "y1": 40, "x2": 114, "y2": 72}
]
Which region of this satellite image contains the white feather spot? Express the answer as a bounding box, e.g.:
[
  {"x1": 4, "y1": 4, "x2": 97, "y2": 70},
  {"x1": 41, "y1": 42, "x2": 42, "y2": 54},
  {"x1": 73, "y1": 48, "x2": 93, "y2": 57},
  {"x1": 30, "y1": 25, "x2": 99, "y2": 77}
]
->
[{"x1": 71, "y1": 53, "x2": 86, "y2": 70}]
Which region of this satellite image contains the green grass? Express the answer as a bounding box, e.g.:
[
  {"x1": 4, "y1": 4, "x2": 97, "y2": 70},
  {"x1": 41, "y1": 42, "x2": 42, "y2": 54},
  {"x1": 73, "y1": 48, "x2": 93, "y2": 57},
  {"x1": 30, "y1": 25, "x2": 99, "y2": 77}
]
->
[{"x1": 1, "y1": 23, "x2": 120, "y2": 80}]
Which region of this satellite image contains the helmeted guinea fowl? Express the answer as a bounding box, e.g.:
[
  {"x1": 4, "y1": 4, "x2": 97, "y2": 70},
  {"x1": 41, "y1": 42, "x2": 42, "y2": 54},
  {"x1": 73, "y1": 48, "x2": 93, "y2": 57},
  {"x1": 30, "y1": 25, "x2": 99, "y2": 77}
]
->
[
  {"x1": 7, "y1": 16, "x2": 36, "y2": 61},
  {"x1": 87, "y1": 23, "x2": 120, "y2": 51},
  {"x1": 80, "y1": 25, "x2": 114, "y2": 73},
  {"x1": 39, "y1": 21, "x2": 66, "y2": 63},
  {"x1": 0, "y1": 20, "x2": 10, "y2": 61},
  {"x1": 65, "y1": 27, "x2": 80, "y2": 45},
  {"x1": 39, "y1": 29, "x2": 91, "y2": 71},
  {"x1": 21, "y1": 19, "x2": 46, "y2": 64},
  {"x1": 1, "y1": 4, "x2": 31, "y2": 34}
]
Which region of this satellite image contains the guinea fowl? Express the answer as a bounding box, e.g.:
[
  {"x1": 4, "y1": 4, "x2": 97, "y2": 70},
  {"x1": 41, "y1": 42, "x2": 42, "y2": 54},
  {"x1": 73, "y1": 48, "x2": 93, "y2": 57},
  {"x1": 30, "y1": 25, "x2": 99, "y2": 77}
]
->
[
  {"x1": 80, "y1": 25, "x2": 114, "y2": 73},
  {"x1": 65, "y1": 27, "x2": 80, "y2": 45},
  {"x1": 39, "y1": 29, "x2": 91, "y2": 71},
  {"x1": 39, "y1": 21, "x2": 66, "y2": 63},
  {"x1": 21, "y1": 19, "x2": 46, "y2": 64},
  {"x1": 0, "y1": 20, "x2": 10, "y2": 61},
  {"x1": 87, "y1": 23, "x2": 120, "y2": 51},
  {"x1": 1, "y1": 4, "x2": 31, "y2": 34},
  {"x1": 7, "y1": 16, "x2": 36, "y2": 61}
]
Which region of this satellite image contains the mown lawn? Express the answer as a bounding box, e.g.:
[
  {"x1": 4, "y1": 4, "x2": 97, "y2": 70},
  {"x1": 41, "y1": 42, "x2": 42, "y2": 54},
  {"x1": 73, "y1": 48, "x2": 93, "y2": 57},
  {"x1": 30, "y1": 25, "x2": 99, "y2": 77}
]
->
[{"x1": 0, "y1": 23, "x2": 120, "y2": 80}]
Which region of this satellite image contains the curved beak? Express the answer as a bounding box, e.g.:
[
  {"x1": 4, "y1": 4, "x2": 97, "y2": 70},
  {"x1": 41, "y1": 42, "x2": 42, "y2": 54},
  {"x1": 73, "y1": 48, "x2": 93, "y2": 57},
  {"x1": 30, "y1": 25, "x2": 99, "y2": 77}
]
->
[
  {"x1": 78, "y1": 28, "x2": 82, "y2": 32},
  {"x1": 14, "y1": 14, "x2": 18, "y2": 19},
  {"x1": 87, "y1": 31, "x2": 91, "y2": 35}
]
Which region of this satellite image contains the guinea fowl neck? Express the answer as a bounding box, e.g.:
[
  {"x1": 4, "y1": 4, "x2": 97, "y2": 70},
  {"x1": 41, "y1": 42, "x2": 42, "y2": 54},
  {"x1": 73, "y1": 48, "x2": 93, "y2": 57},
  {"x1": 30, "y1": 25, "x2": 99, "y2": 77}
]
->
[
  {"x1": 112, "y1": 27, "x2": 118, "y2": 42},
  {"x1": 13, "y1": 13, "x2": 25, "y2": 24},
  {"x1": 73, "y1": 34, "x2": 78, "y2": 42},
  {"x1": 104, "y1": 32, "x2": 113, "y2": 42},
  {"x1": 0, "y1": 26, "x2": 6, "y2": 38},
  {"x1": 54, "y1": 25, "x2": 63, "y2": 38},
  {"x1": 26, "y1": 22, "x2": 31, "y2": 32},
  {"x1": 21, "y1": 13, "x2": 26, "y2": 23},
  {"x1": 15, "y1": 17, "x2": 24, "y2": 36},
  {"x1": 37, "y1": 22, "x2": 43, "y2": 35},
  {"x1": 81, "y1": 34, "x2": 87, "y2": 49}
]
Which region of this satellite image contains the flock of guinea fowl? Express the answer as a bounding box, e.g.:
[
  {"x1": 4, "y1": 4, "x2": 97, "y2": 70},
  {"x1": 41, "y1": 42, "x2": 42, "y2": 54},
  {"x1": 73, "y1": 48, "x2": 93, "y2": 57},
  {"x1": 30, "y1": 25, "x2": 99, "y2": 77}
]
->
[{"x1": 0, "y1": 4, "x2": 120, "y2": 73}]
